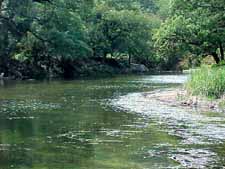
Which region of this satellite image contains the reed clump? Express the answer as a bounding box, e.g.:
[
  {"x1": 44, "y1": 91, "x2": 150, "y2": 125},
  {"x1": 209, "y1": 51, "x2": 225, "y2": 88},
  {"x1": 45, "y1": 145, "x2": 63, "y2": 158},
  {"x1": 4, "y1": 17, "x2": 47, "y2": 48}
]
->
[{"x1": 186, "y1": 65, "x2": 225, "y2": 98}]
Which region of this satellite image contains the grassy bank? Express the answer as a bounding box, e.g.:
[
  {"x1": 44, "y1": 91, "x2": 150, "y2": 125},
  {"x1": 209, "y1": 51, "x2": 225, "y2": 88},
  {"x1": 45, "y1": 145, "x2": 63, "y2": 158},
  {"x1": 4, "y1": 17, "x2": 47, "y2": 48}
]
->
[{"x1": 186, "y1": 65, "x2": 225, "y2": 98}]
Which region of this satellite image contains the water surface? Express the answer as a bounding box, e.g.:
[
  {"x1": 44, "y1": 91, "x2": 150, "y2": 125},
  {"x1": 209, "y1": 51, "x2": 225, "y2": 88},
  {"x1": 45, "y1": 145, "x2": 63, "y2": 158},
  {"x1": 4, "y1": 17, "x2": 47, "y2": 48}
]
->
[{"x1": 0, "y1": 75, "x2": 224, "y2": 169}]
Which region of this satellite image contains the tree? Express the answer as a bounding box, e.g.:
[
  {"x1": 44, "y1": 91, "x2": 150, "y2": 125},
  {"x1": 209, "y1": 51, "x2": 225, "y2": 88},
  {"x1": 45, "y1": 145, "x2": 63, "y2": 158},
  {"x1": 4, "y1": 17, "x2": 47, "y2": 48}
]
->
[
  {"x1": 0, "y1": 0, "x2": 93, "y2": 77},
  {"x1": 90, "y1": 6, "x2": 161, "y2": 65},
  {"x1": 155, "y1": 0, "x2": 225, "y2": 65},
  {"x1": 0, "y1": 0, "x2": 34, "y2": 74},
  {"x1": 0, "y1": 0, "x2": 169, "y2": 78},
  {"x1": 27, "y1": 1, "x2": 92, "y2": 77}
]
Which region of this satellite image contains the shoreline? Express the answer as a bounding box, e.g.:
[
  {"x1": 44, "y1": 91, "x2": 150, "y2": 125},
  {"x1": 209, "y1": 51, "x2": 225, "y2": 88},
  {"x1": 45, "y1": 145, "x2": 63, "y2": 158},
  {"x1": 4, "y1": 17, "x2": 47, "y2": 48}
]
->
[
  {"x1": 0, "y1": 70, "x2": 184, "y2": 81},
  {"x1": 142, "y1": 88, "x2": 225, "y2": 113}
]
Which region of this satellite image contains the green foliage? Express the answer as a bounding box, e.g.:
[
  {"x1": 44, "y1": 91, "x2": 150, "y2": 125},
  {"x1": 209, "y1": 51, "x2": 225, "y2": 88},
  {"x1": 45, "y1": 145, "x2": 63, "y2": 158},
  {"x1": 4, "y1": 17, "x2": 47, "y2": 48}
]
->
[
  {"x1": 212, "y1": 60, "x2": 225, "y2": 67},
  {"x1": 0, "y1": 0, "x2": 94, "y2": 77},
  {"x1": 155, "y1": 0, "x2": 225, "y2": 68},
  {"x1": 154, "y1": 0, "x2": 171, "y2": 19},
  {"x1": 90, "y1": 5, "x2": 161, "y2": 65},
  {"x1": 96, "y1": 0, "x2": 159, "y2": 12},
  {"x1": 2, "y1": 0, "x2": 225, "y2": 85},
  {"x1": 154, "y1": 15, "x2": 192, "y2": 69},
  {"x1": 0, "y1": 0, "x2": 166, "y2": 78},
  {"x1": 186, "y1": 66, "x2": 225, "y2": 98}
]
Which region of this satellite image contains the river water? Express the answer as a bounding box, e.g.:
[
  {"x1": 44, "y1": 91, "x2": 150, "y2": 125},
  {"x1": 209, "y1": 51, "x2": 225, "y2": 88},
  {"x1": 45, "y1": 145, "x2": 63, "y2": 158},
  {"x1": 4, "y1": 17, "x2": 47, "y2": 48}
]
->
[{"x1": 0, "y1": 75, "x2": 224, "y2": 169}]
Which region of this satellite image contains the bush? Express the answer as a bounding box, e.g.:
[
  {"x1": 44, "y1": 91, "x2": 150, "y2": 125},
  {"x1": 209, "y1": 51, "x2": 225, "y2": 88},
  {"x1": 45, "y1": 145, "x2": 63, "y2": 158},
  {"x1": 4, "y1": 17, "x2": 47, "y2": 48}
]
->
[
  {"x1": 186, "y1": 66, "x2": 225, "y2": 98},
  {"x1": 212, "y1": 60, "x2": 225, "y2": 68}
]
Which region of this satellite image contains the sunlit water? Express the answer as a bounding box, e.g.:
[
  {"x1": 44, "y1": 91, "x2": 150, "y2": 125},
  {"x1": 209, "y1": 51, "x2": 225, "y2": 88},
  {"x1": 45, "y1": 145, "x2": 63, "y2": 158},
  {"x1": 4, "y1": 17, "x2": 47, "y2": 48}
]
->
[{"x1": 0, "y1": 74, "x2": 224, "y2": 169}]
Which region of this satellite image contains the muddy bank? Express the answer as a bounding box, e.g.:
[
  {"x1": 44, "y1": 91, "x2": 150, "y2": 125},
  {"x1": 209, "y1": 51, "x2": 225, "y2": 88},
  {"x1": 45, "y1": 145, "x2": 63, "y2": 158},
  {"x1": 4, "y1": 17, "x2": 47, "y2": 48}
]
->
[{"x1": 143, "y1": 88, "x2": 225, "y2": 113}]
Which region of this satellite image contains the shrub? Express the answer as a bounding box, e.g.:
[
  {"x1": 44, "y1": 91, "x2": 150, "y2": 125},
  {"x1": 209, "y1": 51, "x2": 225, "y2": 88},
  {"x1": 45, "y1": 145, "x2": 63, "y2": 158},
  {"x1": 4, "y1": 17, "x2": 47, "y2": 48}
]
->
[{"x1": 186, "y1": 65, "x2": 225, "y2": 98}]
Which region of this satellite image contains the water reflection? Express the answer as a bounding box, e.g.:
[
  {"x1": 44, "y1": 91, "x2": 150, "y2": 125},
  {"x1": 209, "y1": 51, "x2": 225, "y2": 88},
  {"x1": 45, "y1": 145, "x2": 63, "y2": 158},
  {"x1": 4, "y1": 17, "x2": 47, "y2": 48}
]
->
[
  {"x1": 0, "y1": 79, "x2": 4, "y2": 86},
  {"x1": 0, "y1": 74, "x2": 222, "y2": 168}
]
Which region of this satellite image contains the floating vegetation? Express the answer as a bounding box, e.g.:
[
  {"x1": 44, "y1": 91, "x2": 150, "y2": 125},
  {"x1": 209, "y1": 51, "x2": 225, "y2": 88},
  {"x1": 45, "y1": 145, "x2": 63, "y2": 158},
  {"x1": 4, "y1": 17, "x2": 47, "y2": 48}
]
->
[
  {"x1": 7, "y1": 116, "x2": 36, "y2": 120},
  {"x1": 54, "y1": 131, "x2": 116, "y2": 144},
  {"x1": 0, "y1": 144, "x2": 31, "y2": 152},
  {"x1": 0, "y1": 99, "x2": 60, "y2": 111},
  {"x1": 0, "y1": 99, "x2": 61, "y2": 119}
]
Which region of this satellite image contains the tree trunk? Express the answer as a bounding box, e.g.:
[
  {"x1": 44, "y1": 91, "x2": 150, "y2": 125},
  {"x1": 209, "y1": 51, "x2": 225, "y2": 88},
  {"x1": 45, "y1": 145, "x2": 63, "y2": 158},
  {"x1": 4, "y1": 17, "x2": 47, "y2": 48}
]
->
[
  {"x1": 103, "y1": 51, "x2": 107, "y2": 61},
  {"x1": 219, "y1": 42, "x2": 224, "y2": 61},
  {"x1": 128, "y1": 54, "x2": 131, "y2": 66},
  {"x1": 128, "y1": 49, "x2": 132, "y2": 67},
  {"x1": 212, "y1": 52, "x2": 220, "y2": 64},
  {"x1": 0, "y1": 0, "x2": 3, "y2": 10}
]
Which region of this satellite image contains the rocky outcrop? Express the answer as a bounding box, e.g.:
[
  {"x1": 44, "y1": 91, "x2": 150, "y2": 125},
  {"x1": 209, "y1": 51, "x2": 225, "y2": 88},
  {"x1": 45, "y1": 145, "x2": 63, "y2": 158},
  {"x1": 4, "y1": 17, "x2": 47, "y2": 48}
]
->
[{"x1": 130, "y1": 63, "x2": 149, "y2": 73}]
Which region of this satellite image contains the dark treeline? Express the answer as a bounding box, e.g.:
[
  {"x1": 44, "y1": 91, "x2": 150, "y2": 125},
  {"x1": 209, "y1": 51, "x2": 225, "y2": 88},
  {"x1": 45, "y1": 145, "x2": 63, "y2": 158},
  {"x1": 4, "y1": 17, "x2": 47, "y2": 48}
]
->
[{"x1": 0, "y1": 0, "x2": 224, "y2": 79}]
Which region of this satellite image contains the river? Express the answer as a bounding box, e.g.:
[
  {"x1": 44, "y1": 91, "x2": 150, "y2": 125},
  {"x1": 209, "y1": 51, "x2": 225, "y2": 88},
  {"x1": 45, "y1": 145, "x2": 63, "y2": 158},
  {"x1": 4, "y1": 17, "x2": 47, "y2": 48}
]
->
[{"x1": 0, "y1": 74, "x2": 224, "y2": 169}]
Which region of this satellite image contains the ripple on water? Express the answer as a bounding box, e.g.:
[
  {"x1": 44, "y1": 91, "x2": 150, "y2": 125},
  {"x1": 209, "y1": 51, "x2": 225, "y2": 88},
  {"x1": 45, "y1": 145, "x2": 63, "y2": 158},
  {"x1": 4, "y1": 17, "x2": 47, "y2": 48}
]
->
[
  {"x1": 169, "y1": 149, "x2": 217, "y2": 169},
  {"x1": 130, "y1": 75, "x2": 189, "y2": 84},
  {"x1": 110, "y1": 92, "x2": 225, "y2": 168}
]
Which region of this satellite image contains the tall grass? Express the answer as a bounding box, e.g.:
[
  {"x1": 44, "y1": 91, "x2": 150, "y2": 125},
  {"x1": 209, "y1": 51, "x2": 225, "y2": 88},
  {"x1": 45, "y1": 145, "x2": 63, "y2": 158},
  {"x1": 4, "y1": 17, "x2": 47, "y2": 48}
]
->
[{"x1": 186, "y1": 65, "x2": 225, "y2": 98}]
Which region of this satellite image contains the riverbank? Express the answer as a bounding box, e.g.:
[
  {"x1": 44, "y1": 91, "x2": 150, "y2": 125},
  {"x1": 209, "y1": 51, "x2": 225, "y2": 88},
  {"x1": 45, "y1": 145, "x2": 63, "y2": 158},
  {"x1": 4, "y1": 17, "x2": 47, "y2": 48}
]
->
[
  {"x1": 0, "y1": 58, "x2": 151, "y2": 80},
  {"x1": 109, "y1": 74, "x2": 225, "y2": 168},
  {"x1": 143, "y1": 88, "x2": 225, "y2": 113}
]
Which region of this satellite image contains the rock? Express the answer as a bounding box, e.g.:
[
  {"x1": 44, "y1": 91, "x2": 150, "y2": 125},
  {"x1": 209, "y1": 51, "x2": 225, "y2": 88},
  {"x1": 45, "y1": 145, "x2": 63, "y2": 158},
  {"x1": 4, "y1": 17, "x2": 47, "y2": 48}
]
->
[
  {"x1": 0, "y1": 73, "x2": 4, "y2": 79},
  {"x1": 209, "y1": 104, "x2": 215, "y2": 109},
  {"x1": 181, "y1": 101, "x2": 188, "y2": 106},
  {"x1": 192, "y1": 96, "x2": 198, "y2": 106},
  {"x1": 130, "y1": 63, "x2": 149, "y2": 73},
  {"x1": 13, "y1": 70, "x2": 23, "y2": 80}
]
